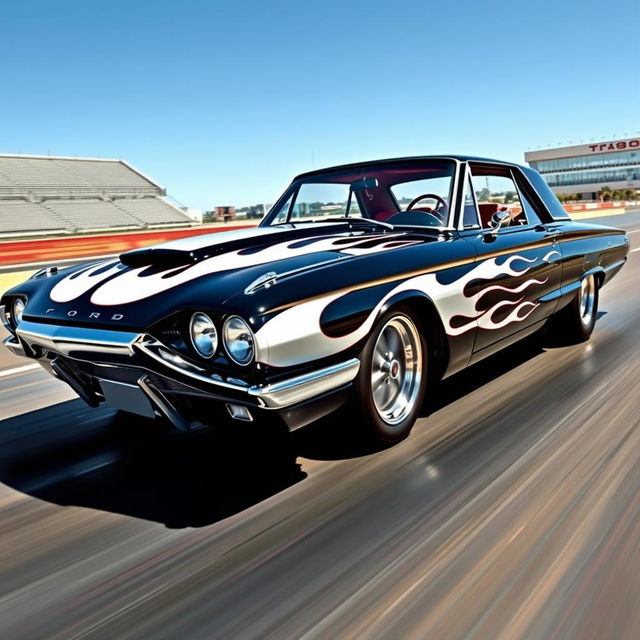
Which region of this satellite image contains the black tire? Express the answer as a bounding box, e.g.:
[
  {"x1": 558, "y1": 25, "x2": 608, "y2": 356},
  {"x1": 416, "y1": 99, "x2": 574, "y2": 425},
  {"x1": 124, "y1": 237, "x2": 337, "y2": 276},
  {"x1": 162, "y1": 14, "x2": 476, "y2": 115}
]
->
[
  {"x1": 350, "y1": 306, "x2": 427, "y2": 444},
  {"x1": 547, "y1": 273, "x2": 599, "y2": 344}
]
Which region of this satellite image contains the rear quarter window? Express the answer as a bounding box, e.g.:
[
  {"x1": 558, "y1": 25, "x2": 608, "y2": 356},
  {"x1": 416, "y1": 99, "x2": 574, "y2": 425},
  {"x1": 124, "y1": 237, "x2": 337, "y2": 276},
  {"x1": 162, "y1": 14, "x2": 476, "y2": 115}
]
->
[{"x1": 521, "y1": 167, "x2": 570, "y2": 220}]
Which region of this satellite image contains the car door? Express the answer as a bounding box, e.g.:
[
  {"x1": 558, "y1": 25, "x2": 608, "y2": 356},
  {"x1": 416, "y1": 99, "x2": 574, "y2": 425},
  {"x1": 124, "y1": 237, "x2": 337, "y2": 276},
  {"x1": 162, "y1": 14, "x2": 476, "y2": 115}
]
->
[{"x1": 462, "y1": 163, "x2": 563, "y2": 357}]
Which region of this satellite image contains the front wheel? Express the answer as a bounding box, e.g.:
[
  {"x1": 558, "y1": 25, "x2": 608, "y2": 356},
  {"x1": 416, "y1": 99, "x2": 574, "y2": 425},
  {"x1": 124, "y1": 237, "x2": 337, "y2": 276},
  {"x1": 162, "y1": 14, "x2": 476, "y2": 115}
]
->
[
  {"x1": 547, "y1": 273, "x2": 599, "y2": 343},
  {"x1": 351, "y1": 308, "x2": 427, "y2": 444}
]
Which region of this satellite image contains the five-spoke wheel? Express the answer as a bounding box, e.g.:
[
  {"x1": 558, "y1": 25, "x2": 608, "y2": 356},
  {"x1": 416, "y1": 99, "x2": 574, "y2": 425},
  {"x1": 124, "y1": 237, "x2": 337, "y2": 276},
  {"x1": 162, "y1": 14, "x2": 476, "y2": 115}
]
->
[
  {"x1": 371, "y1": 316, "x2": 422, "y2": 426},
  {"x1": 351, "y1": 308, "x2": 427, "y2": 443}
]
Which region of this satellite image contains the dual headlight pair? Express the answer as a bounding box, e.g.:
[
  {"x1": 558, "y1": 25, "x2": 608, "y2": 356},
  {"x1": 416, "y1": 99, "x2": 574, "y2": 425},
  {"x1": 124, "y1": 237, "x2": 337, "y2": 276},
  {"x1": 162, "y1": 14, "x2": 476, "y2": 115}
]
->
[{"x1": 190, "y1": 312, "x2": 254, "y2": 366}]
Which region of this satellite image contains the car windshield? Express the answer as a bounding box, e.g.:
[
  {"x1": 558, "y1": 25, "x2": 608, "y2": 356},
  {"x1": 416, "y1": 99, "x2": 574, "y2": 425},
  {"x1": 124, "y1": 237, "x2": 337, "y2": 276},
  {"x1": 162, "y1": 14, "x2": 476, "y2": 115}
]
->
[{"x1": 263, "y1": 159, "x2": 456, "y2": 228}]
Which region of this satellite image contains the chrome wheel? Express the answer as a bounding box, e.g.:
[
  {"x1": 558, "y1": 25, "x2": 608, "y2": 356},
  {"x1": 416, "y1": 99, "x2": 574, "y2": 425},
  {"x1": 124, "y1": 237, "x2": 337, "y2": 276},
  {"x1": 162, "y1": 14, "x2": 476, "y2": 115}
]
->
[
  {"x1": 371, "y1": 315, "x2": 422, "y2": 426},
  {"x1": 579, "y1": 274, "x2": 596, "y2": 327}
]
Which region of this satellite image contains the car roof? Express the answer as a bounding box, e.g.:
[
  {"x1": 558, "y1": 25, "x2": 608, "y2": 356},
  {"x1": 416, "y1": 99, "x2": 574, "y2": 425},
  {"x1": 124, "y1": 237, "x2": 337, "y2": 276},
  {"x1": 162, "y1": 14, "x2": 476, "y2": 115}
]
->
[{"x1": 294, "y1": 155, "x2": 530, "y2": 180}]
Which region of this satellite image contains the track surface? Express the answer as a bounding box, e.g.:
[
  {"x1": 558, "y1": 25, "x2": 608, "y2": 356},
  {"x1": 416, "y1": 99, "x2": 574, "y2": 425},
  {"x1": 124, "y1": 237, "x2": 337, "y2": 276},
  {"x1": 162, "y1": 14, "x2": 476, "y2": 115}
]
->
[{"x1": 1, "y1": 214, "x2": 640, "y2": 639}]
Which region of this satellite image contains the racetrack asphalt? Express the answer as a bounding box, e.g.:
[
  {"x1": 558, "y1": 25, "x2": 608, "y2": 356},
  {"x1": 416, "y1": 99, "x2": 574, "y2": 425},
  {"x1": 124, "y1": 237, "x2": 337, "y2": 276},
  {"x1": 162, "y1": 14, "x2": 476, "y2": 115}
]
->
[{"x1": 1, "y1": 212, "x2": 640, "y2": 639}]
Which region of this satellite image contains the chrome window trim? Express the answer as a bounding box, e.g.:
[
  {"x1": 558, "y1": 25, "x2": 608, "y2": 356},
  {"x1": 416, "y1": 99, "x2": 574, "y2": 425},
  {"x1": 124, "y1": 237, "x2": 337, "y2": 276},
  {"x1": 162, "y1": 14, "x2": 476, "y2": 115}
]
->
[
  {"x1": 468, "y1": 163, "x2": 547, "y2": 235},
  {"x1": 448, "y1": 159, "x2": 462, "y2": 230},
  {"x1": 262, "y1": 158, "x2": 462, "y2": 230},
  {"x1": 457, "y1": 163, "x2": 481, "y2": 231}
]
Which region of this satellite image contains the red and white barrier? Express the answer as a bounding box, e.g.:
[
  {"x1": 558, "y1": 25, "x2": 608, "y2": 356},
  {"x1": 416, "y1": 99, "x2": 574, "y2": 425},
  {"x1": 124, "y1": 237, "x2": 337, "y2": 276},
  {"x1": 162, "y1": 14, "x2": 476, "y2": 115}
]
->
[{"x1": 0, "y1": 224, "x2": 256, "y2": 267}]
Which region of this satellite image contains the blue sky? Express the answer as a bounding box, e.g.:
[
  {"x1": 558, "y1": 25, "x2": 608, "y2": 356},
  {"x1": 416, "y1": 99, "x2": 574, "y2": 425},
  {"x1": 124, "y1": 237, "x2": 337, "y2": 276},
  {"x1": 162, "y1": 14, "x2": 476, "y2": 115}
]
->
[{"x1": 1, "y1": 0, "x2": 638, "y2": 209}]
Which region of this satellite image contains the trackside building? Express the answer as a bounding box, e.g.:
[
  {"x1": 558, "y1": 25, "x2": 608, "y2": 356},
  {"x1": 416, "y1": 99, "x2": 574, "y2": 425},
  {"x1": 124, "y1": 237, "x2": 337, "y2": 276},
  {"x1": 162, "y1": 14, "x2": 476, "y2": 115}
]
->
[{"x1": 524, "y1": 137, "x2": 640, "y2": 199}]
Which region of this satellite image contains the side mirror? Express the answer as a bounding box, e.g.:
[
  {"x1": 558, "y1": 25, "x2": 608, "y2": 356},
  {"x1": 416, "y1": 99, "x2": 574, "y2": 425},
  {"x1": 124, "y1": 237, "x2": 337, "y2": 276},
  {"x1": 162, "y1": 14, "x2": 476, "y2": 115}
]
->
[{"x1": 489, "y1": 210, "x2": 510, "y2": 234}]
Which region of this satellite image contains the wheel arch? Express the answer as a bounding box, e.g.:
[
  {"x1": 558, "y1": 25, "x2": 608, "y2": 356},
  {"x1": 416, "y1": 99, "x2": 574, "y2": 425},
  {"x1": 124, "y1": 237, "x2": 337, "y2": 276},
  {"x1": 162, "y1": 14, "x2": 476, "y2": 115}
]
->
[
  {"x1": 375, "y1": 290, "x2": 450, "y2": 382},
  {"x1": 582, "y1": 265, "x2": 605, "y2": 289}
]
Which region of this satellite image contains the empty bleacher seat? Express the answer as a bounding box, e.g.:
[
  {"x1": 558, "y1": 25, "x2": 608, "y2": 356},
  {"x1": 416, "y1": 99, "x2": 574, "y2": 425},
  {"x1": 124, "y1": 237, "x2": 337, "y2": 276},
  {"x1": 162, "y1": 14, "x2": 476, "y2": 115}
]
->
[
  {"x1": 44, "y1": 199, "x2": 141, "y2": 231},
  {"x1": 0, "y1": 155, "x2": 159, "y2": 194},
  {"x1": 53, "y1": 159, "x2": 155, "y2": 189},
  {"x1": 0, "y1": 200, "x2": 66, "y2": 234},
  {"x1": 115, "y1": 198, "x2": 190, "y2": 225},
  {"x1": 0, "y1": 154, "x2": 195, "y2": 236}
]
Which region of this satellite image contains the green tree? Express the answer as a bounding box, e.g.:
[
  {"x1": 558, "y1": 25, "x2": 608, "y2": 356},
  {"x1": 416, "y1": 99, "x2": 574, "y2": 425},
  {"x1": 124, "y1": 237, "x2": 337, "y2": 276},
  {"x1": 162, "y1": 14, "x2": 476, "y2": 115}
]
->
[{"x1": 476, "y1": 188, "x2": 491, "y2": 202}]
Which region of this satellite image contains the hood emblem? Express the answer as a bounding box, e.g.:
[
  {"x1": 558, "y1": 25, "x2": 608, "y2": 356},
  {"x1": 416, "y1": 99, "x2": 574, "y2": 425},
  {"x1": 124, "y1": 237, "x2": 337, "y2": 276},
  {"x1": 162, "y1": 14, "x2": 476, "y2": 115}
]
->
[{"x1": 244, "y1": 271, "x2": 278, "y2": 295}]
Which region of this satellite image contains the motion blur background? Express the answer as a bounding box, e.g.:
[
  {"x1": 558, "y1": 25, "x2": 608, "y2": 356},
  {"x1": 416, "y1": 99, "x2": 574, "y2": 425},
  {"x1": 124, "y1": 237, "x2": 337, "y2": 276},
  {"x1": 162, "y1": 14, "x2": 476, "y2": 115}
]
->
[{"x1": 1, "y1": 1, "x2": 640, "y2": 638}]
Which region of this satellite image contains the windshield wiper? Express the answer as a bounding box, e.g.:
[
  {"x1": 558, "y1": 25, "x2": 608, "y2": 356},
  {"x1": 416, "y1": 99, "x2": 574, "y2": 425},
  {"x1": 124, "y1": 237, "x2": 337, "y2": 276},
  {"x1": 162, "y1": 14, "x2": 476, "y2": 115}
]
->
[{"x1": 323, "y1": 217, "x2": 394, "y2": 231}]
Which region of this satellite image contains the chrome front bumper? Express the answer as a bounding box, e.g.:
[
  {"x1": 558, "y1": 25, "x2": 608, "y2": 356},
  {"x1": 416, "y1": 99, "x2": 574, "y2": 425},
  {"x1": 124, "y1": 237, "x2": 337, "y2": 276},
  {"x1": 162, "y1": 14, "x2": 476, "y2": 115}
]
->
[{"x1": 4, "y1": 319, "x2": 360, "y2": 411}]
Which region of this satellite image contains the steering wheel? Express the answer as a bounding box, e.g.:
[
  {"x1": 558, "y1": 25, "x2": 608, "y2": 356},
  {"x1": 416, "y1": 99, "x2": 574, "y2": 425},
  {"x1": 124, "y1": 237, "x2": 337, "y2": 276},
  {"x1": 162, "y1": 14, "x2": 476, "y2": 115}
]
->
[{"x1": 406, "y1": 193, "x2": 448, "y2": 223}]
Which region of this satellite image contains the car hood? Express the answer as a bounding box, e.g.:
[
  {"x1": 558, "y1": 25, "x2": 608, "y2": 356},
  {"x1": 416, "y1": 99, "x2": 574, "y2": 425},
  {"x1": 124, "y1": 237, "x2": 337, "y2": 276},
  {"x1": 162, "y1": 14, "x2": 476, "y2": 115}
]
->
[{"x1": 10, "y1": 224, "x2": 432, "y2": 330}]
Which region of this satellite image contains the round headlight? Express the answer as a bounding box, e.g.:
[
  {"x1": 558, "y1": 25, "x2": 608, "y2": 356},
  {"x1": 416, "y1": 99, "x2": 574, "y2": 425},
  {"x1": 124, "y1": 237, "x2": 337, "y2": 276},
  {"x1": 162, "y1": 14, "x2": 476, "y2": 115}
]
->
[
  {"x1": 189, "y1": 312, "x2": 218, "y2": 359},
  {"x1": 223, "y1": 316, "x2": 255, "y2": 366},
  {"x1": 13, "y1": 298, "x2": 25, "y2": 326}
]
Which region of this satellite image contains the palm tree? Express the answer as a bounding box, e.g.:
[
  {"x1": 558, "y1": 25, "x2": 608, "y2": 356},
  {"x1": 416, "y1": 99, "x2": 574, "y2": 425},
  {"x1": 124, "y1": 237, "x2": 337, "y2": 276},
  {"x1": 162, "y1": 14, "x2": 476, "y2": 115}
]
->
[{"x1": 598, "y1": 186, "x2": 612, "y2": 202}]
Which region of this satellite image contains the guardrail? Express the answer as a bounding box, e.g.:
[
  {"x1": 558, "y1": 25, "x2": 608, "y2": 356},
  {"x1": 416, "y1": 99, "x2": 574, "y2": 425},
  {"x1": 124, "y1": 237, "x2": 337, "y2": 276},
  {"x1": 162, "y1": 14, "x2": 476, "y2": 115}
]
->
[
  {"x1": 563, "y1": 201, "x2": 634, "y2": 213},
  {"x1": 0, "y1": 223, "x2": 256, "y2": 267}
]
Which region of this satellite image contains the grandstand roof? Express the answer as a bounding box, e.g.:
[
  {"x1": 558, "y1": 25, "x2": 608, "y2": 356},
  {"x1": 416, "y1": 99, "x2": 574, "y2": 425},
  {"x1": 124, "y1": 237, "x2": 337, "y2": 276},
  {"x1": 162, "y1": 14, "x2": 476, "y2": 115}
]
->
[
  {"x1": 0, "y1": 154, "x2": 163, "y2": 195},
  {"x1": 0, "y1": 154, "x2": 197, "y2": 237}
]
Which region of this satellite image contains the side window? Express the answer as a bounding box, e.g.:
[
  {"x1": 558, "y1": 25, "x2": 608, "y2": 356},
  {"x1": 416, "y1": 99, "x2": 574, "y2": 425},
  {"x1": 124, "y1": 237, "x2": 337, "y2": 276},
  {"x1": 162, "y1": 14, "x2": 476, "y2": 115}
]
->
[
  {"x1": 462, "y1": 176, "x2": 480, "y2": 229},
  {"x1": 470, "y1": 168, "x2": 528, "y2": 229},
  {"x1": 389, "y1": 170, "x2": 455, "y2": 226},
  {"x1": 522, "y1": 168, "x2": 570, "y2": 220},
  {"x1": 391, "y1": 177, "x2": 452, "y2": 212},
  {"x1": 512, "y1": 170, "x2": 548, "y2": 225}
]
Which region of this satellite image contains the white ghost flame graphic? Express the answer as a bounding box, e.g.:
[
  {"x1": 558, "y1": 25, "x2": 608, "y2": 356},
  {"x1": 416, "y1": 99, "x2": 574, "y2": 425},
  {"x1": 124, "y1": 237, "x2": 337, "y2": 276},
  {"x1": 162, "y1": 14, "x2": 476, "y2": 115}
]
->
[
  {"x1": 49, "y1": 233, "x2": 417, "y2": 306},
  {"x1": 255, "y1": 251, "x2": 561, "y2": 367},
  {"x1": 49, "y1": 261, "x2": 122, "y2": 303}
]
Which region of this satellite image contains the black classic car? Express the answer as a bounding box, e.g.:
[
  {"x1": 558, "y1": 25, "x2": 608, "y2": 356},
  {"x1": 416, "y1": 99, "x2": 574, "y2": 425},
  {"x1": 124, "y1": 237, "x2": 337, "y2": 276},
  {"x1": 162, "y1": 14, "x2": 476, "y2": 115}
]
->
[{"x1": 1, "y1": 156, "x2": 629, "y2": 443}]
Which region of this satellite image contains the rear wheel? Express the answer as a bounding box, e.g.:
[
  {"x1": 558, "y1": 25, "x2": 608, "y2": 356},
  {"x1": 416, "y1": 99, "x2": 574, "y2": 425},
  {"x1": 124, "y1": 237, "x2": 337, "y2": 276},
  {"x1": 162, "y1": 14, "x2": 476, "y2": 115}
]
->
[
  {"x1": 547, "y1": 273, "x2": 599, "y2": 343},
  {"x1": 351, "y1": 308, "x2": 427, "y2": 444}
]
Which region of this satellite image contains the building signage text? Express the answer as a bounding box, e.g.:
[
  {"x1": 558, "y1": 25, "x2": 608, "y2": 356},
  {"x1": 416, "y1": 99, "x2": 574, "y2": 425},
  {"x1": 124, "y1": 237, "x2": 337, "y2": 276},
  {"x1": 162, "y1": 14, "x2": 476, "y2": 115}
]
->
[{"x1": 588, "y1": 139, "x2": 640, "y2": 152}]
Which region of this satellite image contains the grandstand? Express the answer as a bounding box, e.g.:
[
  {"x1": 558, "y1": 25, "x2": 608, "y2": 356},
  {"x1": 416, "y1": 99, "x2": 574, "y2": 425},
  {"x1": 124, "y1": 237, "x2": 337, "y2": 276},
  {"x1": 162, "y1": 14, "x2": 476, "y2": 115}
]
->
[{"x1": 0, "y1": 154, "x2": 198, "y2": 237}]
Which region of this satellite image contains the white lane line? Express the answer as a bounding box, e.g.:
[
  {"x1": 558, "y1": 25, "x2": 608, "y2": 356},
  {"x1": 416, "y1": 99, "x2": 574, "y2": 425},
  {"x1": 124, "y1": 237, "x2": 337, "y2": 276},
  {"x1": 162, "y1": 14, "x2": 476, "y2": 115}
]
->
[
  {"x1": 0, "y1": 363, "x2": 41, "y2": 378},
  {"x1": 631, "y1": 247, "x2": 640, "y2": 253}
]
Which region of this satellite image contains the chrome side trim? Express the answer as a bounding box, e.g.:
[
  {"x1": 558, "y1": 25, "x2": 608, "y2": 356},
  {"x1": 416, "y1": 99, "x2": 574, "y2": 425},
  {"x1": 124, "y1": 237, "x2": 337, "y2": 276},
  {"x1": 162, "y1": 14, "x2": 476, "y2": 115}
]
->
[
  {"x1": 603, "y1": 258, "x2": 627, "y2": 274},
  {"x1": 247, "y1": 358, "x2": 360, "y2": 408},
  {"x1": 16, "y1": 321, "x2": 142, "y2": 357},
  {"x1": 244, "y1": 271, "x2": 278, "y2": 294},
  {"x1": 244, "y1": 256, "x2": 349, "y2": 294}
]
